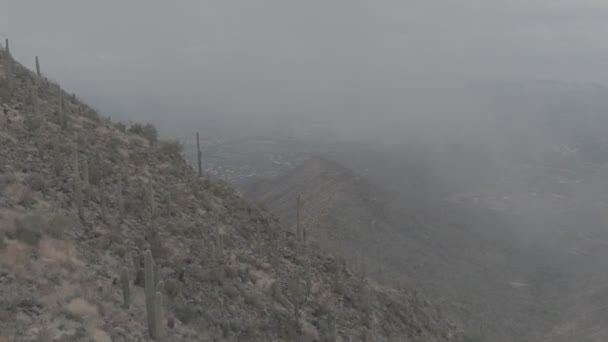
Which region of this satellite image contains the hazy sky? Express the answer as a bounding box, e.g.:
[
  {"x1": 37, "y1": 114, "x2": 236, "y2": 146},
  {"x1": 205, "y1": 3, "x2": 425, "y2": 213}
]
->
[{"x1": 3, "y1": 0, "x2": 608, "y2": 137}]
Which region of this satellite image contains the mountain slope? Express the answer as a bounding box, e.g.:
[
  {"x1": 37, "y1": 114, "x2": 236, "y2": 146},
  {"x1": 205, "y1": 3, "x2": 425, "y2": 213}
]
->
[
  {"x1": 248, "y1": 157, "x2": 394, "y2": 248},
  {"x1": 0, "y1": 48, "x2": 461, "y2": 341},
  {"x1": 248, "y1": 157, "x2": 568, "y2": 341}
]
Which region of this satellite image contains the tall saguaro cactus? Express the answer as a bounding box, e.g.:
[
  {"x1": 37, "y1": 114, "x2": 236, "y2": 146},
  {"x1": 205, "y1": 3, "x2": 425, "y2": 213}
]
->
[
  {"x1": 120, "y1": 267, "x2": 130, "y2": 309},
  {"x1": 117, "y1": 181, "x2": 125, "y2": 223},
  {"x1": 82, "y1": 158, "x2": 90, "y2": 189},
  {"x1": 153, "y1": 261, "x2": 161, "y2": 288},
  {"x1": 215, "y1": 227, "x2": 224, "y2": 261},
  {"x1": 145, "y1": 250, "x2": 157, "y2": 339},
  {"x1": 320, "y1": 313, "x2": 337, "y2": 342},
  {"x1": 5, "y1": 44, "x2": 13, "y2": 91},
  {"x1": 333, "y1": 258, "x2": 344, "y2": 294},
  {"x1": 155, "y1": 292, "x2": 165, "y2": 341},
  {"x1": 100, "y1": 182, "x2": 108, "y2": 224},
  {"x1": 146, "y1": 187, "x2": 156, "y2": 220},
  {"x1": 196, "y1": 132, "x2": 202, "y2": 177},
  {"x1": 72, "y1": 151, "x2": 85, "y2": 222},
  {"x1": 29, "y1": 82, "x2": 39, "y2": 116},
  {"x1": 304, "y1": 251, "x2": 312, "y2": 296},
  {"x1": 4, "y1": 38, "x2": 9, "y2": 55},
  {"x1": 59, "y1": 95, "x2": 69, "y2": 129},
  {"x1": 35, "y1": 56, "x2": 41, "y2": 77}
]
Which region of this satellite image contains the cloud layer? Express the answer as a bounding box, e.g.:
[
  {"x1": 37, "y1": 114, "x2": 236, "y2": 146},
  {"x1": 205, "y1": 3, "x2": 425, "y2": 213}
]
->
[{"x1": 3, "y1": 1, "x2": 608, "y2": 137}]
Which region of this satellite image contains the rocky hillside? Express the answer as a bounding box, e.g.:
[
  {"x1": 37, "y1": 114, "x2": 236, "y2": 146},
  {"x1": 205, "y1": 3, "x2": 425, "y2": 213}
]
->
[
  {"x1": 248, "y1": 157, "x2": 571, "y2": 341},
  {"x1": 0, "y1": 47, "x2": 463, "y2": 341},
  {"x1": 247, "y1": 157, "x2": 395, "y2": 248}
]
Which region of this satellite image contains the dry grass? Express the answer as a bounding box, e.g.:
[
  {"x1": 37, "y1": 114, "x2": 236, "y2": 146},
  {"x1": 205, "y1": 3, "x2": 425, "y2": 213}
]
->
[
  {"x1": 66, "y1": 298, "x2": 98, "y2": 318},
  {"x1": 0, "y1": 240, "x2": 31, "y2": 267},
  {"x1": 4, "y1": 183, "x2": 29, "y2": 203},
  {"x1": 38, "y1": 238, "x2": 80, "y2": 267}
]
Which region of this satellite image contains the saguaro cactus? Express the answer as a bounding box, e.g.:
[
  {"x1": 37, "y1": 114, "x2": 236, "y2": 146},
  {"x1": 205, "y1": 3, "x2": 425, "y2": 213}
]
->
[
  {"x1": 29, "y1": 82, "x2": 39, "y2": 116},
  {"x1": 303, "y1": 218, "x2": 307, "y2": 243},
  {"x1": 215, "y1": 227, "x2": 224, "y2": 261},
  {"x1": 100, "y1": 183, "x2": 108, "y2": 224},
  {"x1": 82, "y1": 158, "x2": 90, "y2": 188},
  {"x1": 59, "y1": 95, "x2": 69, "y2": 129},
  {"x1": 153, "y1": 261, "x2": 161, "y2": 288},
  {"x1": 146, "y1": 187, "x2": 156, "y2": 219},
  {"x1": 145, "y1": 250, "x2": 157, "y2": 339},
  {"x1": 117, "y1": 181, "x2": 125, "y2": 223},
  {"x1": 120, "y1": 267, "x2": 130, "y2": 309},
  {"x1": 333, "y1": 259, "x2": 344, "y2": 294},
  {"x1": 5, "y1": 49, "x2": 13, "y2": 92},
  {"x1": 81, "y1": 159, "x2": 91, "y2": 205},
  {"x1": 35, "y1": 56, "x2": 41, "y2": 77},
  {"x1": 72, "y1": 151, "x2": 85, "y2": 222},
  {"x1": 196, "y1": 132, "x2": 202, "y2": 177},
  {"x1": 360, "y1": 328, "x2": 370, "y2": 342},
  {"x1": 304, "y1": 255, "x2": 312, "y2": 296},
  {"x1": 292, "y1": 300, "x2": 302, "y2": 339},
  {"x1": 4, "y1": 38, "x2": 9, "y2": 55},
  {"x1": 324, "y1": 314, "x2": 337, "y2": 342},
  {"x1": 155, "y1": 291, "x2": 165, "y2": 341}
]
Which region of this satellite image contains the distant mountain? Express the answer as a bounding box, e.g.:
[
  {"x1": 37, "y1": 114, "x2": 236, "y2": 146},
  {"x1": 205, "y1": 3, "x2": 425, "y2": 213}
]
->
[
  {"x1": 248, "y1": 157, "x2": 396, "y2": 258},
  {"x1": 248, "y1": 158, "x2": 535, "y2": 336}
]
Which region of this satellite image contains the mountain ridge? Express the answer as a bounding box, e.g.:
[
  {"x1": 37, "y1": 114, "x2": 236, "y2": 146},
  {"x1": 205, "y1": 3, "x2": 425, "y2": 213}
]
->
[{"x1": 248, "y1": 156, "x2": 569, "y2": 341}]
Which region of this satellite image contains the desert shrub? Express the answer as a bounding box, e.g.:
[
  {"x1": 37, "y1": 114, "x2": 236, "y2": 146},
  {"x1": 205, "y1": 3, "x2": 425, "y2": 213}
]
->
[
  {"x1": 114, "y1": 121, "x2": 126, "y2": 132},
  {"x1": 463, "y1": 333, "x2": 484, "y2": 342},
  {"x1": 164, "y1": 279, "x2": 181, "y2": 298},
  {"x1": 33, "y1": 324, "x2": 52, "y2": 342},
  {"x1": 76, "y1": 134, "x2": 89, "y2": 148},
  {"x1": 14, "y1": 215, "x2": 44, "y2": 245},
  {"x1": 18, "y1": 188, "x2": 37, "y2": 207},
  {"x1": 158, "y1": 140, "x2": 183, "y2": 159},
  {"x1": 174, "y1": 302, "x2": 198, "y2": 324},
  {"x1": 24, "y1": 113, "x2": 42, "y2": 131},
  {"x1": 123, "y1": 196, "x2": 141, "y2": 216},
  {"x1": 142, "y1": 123, "x2": 158, "y2": 144},
  {"x1": 107, "y1": 136, "x2": 123, "y2": 163},
  {"x1": 37, "y1": 135, "x2": 58, "y2": 154},
  {"x1": 108, "y1": 135, "x2": 122, "y2": 151},
  {"x1": 0, "y1": 79, "x2": 10, "y2": 103},
  {"x1": 87, "y1": 155, "x2": 107, "y2": 186},
  {"x1": 0, "y1": 173, "x2": 16, "y2": 193},
  {"x1": 244, "y1": 291, "x2": 265, "y2": 311},
  {"x1": 14, "y1": 158, "x2": 29, "y2": 173},
  {"x1": 47, "y1": 213, "x2": 78, "y2": 239},
  {"x1": 223, "y1": 283, "x2": 240, "y2": 300},
  {"x1": 0, "y1": 157, "x2": 6, "y2": 174},
  {"x1": 127, "y1": 123, "x2": 144, "y2": 135},
  {"x1": 129, "y1": 150, "x2": 148, "y2": 167},
  {"x1": 81, "y1": 107, "x2": 101, "y2": 123},
  {"x1": 14, "y1": 213, "x2": 75, "y2": 242},
  {"x1": 463, "y1": 331, "x2": 498, "y2": 342},
  {"x1": 25, "y1": 173, "x2": 46, "y2": 193},
  {"x1": 87, "y1": 132, "x2": 99, "y2": 146},
  {"x1": 127, "y1": 122, "x2": 158, "y2": 144}
]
